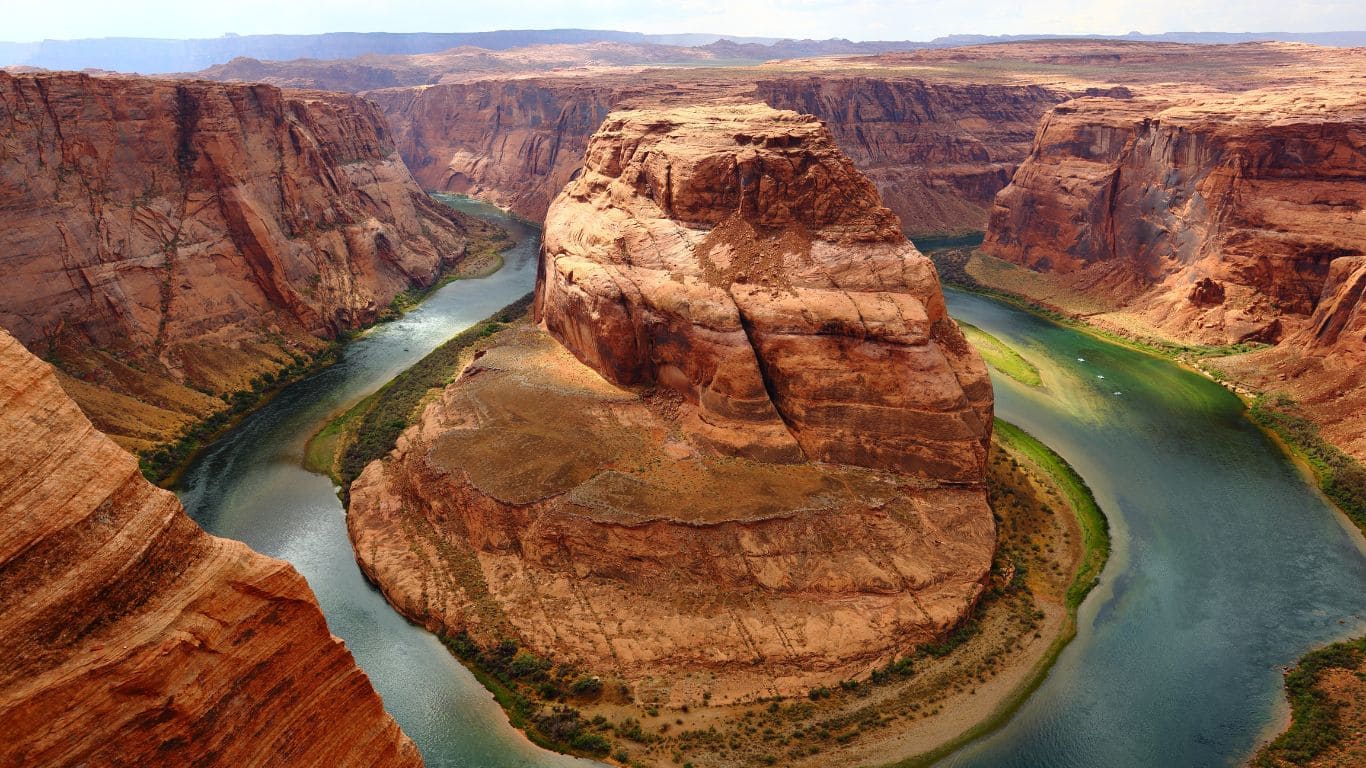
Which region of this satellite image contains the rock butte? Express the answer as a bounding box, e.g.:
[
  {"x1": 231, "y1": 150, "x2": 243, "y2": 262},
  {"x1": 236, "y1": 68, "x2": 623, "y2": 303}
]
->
[
  {"x1": 0, "y1": 71, "x2": 491, "y2": 453},
  {"x1": 982, "y1": 87, "x2": 1366, "y2": 460},
  {"x1": 0, "y1": 330, "x2": 420, "y2": 768},
  {"x1": 348, "y1": 104, "x2": 996, "y2": 704}
]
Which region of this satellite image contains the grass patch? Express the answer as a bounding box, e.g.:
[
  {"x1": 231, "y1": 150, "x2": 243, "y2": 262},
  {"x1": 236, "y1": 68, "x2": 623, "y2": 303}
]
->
[
  {"x1": 320, "y1": 293, "x2": 535, "y2": 493},
  {"x1": 1249, "y1": 393, "x2": 1366, "y2": 535},
  {"x1": 1253, "y1": 635, "x2": 1365, "y2": 767},
  {"x1": 958, "y1": 321, "x2": 1042, "y2": 387},
  {"x1": 992, "y1": 419, "x2": 1110, "y2": 612}
]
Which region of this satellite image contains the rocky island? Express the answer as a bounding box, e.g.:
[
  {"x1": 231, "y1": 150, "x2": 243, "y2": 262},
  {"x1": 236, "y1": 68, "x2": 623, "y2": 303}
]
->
[{"x1": 341, "y1": 103, "x2": 1100, "y2": 766}]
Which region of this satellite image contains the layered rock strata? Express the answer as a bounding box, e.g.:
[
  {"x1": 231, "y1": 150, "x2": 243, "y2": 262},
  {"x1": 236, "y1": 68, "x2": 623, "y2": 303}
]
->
[
  {"x1": 536, "y1": 105, "x2": 993, "y2": 478},
  {"x1": 984, "y1": 92, "x2": 1366, "y2": 346},
  {"x1": 980, "y1": 88, "x2": 1366, "y2": 460},
  {"x1": 0, "y1": 71, "x2": 488, "y2": 452},
  {"x1": 348, "y1": 105, "x2": 995, "y2": 704},
  {"x1": 0, "y1": 330, "x2": 420, "y2": 767},
  {"x1": 367, "y1": 75, "x2": 1062, "y2": 235}
]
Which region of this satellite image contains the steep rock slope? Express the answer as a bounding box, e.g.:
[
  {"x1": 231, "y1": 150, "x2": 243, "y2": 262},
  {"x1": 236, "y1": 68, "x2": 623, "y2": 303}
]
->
[
  {"x1": 365, "y1": 74, "x2": 1064, "y2": 234},
  {"x1": 0, "y1": 71, "x2": 487, "y2": 452},
  {"x1": 0, "y1": 330, "x2": 421, "y2": 767},
  {"x1": 348, "y1": 105, "x2": 995, "y2": 704},
  {"x1": 537, "y1": 105, "x2": 993, "y2": 477},
  {"x1": 984, "y1": 91, "x2": 1366, "y2": 346},
  {"x1": 753, "y1": 77, "x2": 1064, "y2": 235}
]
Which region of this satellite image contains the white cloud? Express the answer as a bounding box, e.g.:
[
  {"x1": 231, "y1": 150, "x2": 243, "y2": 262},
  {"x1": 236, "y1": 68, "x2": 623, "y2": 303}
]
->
[{"x1": 3, "y1": 0, "x2": 1362, "y2": 42}]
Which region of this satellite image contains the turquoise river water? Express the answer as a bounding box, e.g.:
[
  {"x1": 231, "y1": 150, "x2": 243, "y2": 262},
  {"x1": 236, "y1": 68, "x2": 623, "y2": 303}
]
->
[{"x1": 179, "y1": 204, "x2": 1364, "y2": 767}]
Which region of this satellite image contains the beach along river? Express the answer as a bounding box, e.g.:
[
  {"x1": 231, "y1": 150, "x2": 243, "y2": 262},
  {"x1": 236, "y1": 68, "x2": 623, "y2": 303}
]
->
[{"x1": 177, "y1": 204, "x2": 1364, "y2": 768}]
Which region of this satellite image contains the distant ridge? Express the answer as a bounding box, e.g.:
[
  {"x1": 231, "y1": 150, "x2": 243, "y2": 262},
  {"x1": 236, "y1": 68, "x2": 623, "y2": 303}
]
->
[{"x1": 1, "y1": 27, "x2": 1362, "y2": 74}]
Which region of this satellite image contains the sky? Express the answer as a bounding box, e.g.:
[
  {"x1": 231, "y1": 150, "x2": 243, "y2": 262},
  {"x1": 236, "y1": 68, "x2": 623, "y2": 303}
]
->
[{"x1": 3, "y1": 0, "x2": 1363, "y2": 42}]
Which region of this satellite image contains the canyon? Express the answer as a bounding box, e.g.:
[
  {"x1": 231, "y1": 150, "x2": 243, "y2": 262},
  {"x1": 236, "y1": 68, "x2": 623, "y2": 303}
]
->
[
  {"x1": 347, "y1": 104, "x2": 996, "y2": 710},
  {"x1": 0, "y1": 328, "x2": 420, "y2": 767},
  {"x1": 0, "y1": 71, "x2": 495, "y2": 454},
  {"x1": 978, "y1": 77, "x2": 1366, "y2": 462}
]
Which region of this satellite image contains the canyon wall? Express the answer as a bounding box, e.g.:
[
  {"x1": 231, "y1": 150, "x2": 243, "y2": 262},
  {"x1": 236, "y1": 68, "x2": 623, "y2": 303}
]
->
[
  {"x1": 753, "y1": 77, "x2": 1065, "y2": 235},
  {"x1": 348, "y1": 105, "x2": 995, "y2": 705},
  {"x1": 981, "y1": 89, "x2": 1366, "y2": 460},
  {"x1": 367, "y1": 74, "x2": 1065, "y2": 235},
  {"x1": 0, "y1": 329, "x2": 421, "y2": 767},
  {"x1": 0, "y1": 71, "x2": 488, "y2": 452},
  {"x1": 984, "y1": 92, "x2": 1366, "y2": 345}
]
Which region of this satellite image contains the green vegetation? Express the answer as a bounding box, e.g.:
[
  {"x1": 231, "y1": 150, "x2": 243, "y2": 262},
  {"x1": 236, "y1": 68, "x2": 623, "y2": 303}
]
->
[
  {"x1": 893, "y1": 419, "x2": 1111, "y2": 768},
  {"x1": 321, "y1": 293, "x2": 535, "y2": 493},
  {"x1": 992, "y1": 419, "x2": 1110, "y2": 612},
  {"x1": 957, "y1": 321, "x2": 1042, "y2": 387},
  {"x1": 140, "y1": 348, "x2": 337, "y2": 485},
  {"x1": 1253, "y1": 635, "x2": 1365, "y2": 767},
  {"x1": 443, "y1": 633, "x2": 619, "y2": 759},
  {"x1": 1249, "y1": 394, "x2": 1366, "y2": 535}
]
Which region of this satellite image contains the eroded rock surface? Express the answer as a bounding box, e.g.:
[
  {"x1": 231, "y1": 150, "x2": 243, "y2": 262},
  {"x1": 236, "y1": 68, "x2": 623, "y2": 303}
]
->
[
  {"x1": 0, "y1": 330, "x2": 420, "y2": 768},
  {"x1": 984, "y1": 91, "x2": 1366, "y2": 347},
  {"x1": 0, "y1": 71, "x2": 489, "y2": 452},
  {"x1": 537, "y1": 105, "x2": 992, "y2": 478},
  {"x1": 348, "y1": 105, "x2": 995, "y2": 704}
]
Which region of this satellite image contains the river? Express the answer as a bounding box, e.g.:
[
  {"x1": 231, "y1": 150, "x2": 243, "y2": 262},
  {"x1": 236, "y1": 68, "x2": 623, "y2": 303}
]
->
[
  {"x1": 178, "y1": 203, "x2": 1365, "y2": 767},
  {"x1": 178, "y1": 198, "x2": 599, "y2": 768}
]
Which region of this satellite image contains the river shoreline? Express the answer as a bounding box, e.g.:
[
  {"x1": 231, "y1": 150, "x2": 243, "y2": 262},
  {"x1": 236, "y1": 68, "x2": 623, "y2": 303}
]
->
[
  {"x1": 322, "y1": 293, "x2": 1111, "y2": 768},
  {"x1": 151, "y1": 198, "x2": 512, "y2": 489},
  {"x1": 929, "y1": 247, "x2": 1366, "y2": 539}
]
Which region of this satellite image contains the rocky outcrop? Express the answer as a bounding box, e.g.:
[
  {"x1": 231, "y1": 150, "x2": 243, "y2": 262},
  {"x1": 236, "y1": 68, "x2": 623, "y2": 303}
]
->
[
  {"x1": 984, "y1": 91, "x2": 1366, "y2": 346},
  {"x1": 537, "y1": 105, "x2": 992, "y2": 478},
  {"x1": 0, "y1": 71, "x2": 489, "y2": 451},
  {"x1": 0, "y1": 330, "x2": 420, "y2": 767},
  {"x1": 753, "y1": 77, "x2": 1064, "y2": 235},
  {"x1": 1215, "y1": 255, "x2": 1366, "y2": 462},
  {"x1": 366, "y1": 74, "x2": 1063, "y2": 234},
  {"x1": 348, "y1": 105, "x2": 995, "y2": 705}
]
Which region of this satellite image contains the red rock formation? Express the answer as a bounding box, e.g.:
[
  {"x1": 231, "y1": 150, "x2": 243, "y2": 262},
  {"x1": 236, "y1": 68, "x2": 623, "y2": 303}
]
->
[
  {"x1": 537, "y1": 105, "x2": 993, "y2": 478},
  {"x1": 983, "y1": 91, "x2": 1366, "y2": 346},
  {"x1": 366, "y1": 74, "x2": 1063, "y2": 234},
  {"x1": 753, "y1": 77, "x2": 1064, "y2": 235},
  {"x1": 0, "y1": 71, "x2": 487, "y2": 451},
  {"x1": 0, "y1": 329, "x2": 421, "y2": 768},
  {"x1": 347, "y1": 105, "x2": 995, "y2": 705},
  {"x1": 1216, "y1": 256, "x2": 1366, "y2": 461}
]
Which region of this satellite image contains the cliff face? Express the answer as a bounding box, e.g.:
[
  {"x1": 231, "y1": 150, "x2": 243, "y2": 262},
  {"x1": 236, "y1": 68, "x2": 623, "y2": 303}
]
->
[
  {"x1": 348, "y1": 105, "x2": 995, "y2": 704},
  {"x1": 367, "y1": 74, "x2": 1064, "y2": 234},
  {"x1": 753, "y1": 77, "x2": 1065, "y2": 235},
  {"x1": 0, "y1": 71, "x2": 486, "y2": 452},
  {"x1": 0, "y1": 330, "x2": 420, "y2": 767},
  {"x1": 984, "y1": 93, "x2": 1366, "y2": 346},
  {"x1": 537, "y1": 105, "x2": 993, "y2": 478}
]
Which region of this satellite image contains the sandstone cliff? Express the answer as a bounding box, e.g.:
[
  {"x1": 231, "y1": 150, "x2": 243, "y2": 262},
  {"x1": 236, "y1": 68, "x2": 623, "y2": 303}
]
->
[
  {"x1": 0, "y1": 329, "x2": 421, "y2": 767},
  {"x1": 984, "y1": 91, "x2": 1366, "y2": 347},
  {"x1": 348, "y1": 105, "x2": 995, "y2": 705},
  {"x1": 0, "y1": 71, "x2": 489, "y2": 453},
  {"x1": 537, "y1": 105, "x2": 993, "y2": 477},
  {"x1": 366, "y1": 74, "x2": 1063, "y2": 235}
]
